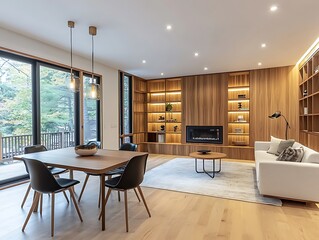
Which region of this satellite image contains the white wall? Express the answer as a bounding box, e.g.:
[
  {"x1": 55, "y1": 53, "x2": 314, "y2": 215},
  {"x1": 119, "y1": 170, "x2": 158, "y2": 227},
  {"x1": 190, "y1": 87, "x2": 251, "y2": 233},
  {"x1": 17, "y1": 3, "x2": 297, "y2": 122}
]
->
[{"x1": 0, "y1": 27, "x2": 119, "y2": 149}]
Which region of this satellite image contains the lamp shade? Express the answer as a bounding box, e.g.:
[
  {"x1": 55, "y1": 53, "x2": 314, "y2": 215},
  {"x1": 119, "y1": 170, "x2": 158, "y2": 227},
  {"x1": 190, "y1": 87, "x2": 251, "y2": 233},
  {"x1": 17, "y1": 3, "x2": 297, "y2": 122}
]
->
[{"x1": 268, "y1": 111, "x2": 281, "y2": 119}]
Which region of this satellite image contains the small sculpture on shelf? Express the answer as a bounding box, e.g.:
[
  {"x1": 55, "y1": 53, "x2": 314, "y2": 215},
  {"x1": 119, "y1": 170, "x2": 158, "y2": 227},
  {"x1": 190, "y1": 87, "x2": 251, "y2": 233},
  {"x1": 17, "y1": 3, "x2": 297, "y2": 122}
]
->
[
  {"x1": 238, "y1": 102, "x2": 242, "y2": 110},
  {"x1": 160, "y1": 125, "x2": 165, "y2": 132},
  {"x1": 173, "y1": 125, "x2": 178, "y2": 132},
  {"x1": 236, "y1": 115, "x2": 246, "y2": 122},
  {"x1": 158, "y1": 115, "x2": 165, "y2": 122},
  {"x1": 303, "y1": 90, "x2": 308, "y2": 97}
]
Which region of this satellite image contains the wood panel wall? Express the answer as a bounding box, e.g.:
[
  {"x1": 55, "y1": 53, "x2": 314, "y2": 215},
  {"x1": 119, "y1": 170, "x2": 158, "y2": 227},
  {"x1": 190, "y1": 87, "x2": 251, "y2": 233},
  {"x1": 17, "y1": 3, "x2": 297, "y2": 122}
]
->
[
  {"x1": 132, "y1": 76, "x2": 147, "y2": 144},
  {"x1": 134, "y1": 65, "x2": 301, "y2": 158},
  {"x1": 181, "y1": 73, "x2": 228, "y2": 144},
  {"x1": 250, "y1": 66, "x2": 299, "y2": 143}
]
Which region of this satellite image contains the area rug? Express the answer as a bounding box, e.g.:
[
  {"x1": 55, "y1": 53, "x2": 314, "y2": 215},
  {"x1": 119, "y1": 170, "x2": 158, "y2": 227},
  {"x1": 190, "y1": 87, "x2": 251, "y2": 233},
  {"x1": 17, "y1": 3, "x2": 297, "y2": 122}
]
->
[{"x1": 141, "y1": 158, "x2": 282, "y2": 206}]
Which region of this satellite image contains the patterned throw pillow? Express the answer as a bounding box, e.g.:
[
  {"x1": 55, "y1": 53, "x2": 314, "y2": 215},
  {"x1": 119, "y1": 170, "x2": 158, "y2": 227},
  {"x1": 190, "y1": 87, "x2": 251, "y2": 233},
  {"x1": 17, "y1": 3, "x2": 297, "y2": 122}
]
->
[
  {"x1": 275, "y1": 140, "x2": 295, "y2": 156},
  {"x1": 276, "y1": 146, "x2": 304, "y2": 162}
]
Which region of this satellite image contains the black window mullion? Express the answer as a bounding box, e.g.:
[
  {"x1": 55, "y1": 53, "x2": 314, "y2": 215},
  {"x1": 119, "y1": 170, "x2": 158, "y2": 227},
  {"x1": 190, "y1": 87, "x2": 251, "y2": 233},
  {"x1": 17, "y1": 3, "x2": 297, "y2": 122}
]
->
[{"x1": 33, "y1": 62, "x2": 41, "y2": 144}]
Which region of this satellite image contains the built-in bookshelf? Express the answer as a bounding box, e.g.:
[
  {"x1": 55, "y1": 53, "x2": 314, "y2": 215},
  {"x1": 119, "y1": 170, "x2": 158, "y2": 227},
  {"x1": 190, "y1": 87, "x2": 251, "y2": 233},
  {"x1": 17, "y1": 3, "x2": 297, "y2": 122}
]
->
[
  {"x1": 227, "y1": 72, "x2": 250, "y2": 146},
  {"x1": 147, "y1": 78, "x2": 182, "y2": 143},
  {"x1": 299, "y1": 49, "x2": 319, "y2": 137}
]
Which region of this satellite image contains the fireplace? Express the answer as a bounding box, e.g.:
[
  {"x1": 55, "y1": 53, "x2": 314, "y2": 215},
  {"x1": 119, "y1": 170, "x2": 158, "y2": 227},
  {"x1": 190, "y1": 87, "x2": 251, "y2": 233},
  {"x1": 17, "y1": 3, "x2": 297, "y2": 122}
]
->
[{"x1": 186, "y1": 126, "x2": 223, "y2": 144}]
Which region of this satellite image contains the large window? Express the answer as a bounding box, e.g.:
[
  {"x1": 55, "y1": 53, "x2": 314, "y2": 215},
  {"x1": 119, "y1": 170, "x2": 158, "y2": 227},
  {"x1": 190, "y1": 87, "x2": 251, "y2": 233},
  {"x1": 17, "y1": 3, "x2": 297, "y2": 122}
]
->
[
  {"x1": 0, "y1": 50, "x2": 101, "y2": 185},
  {"x1": 40, "y1": 65, "x2": 75, "y2": 149},
  {"x1": 83, "y1": 75, "x2": 100, "y2": 144},
  {"x1": 119, "y1": 73, "x2": 132, "y2": 144},
  {"x1": 0, "y1": 56, "x2": 33, "y2": 157}
]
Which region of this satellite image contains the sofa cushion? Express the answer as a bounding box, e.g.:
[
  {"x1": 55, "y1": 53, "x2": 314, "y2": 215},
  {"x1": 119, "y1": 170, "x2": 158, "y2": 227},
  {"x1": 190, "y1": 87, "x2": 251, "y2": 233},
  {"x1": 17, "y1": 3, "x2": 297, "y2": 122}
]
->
[
  {"x1": 267, "y1": 136, "x2": 282, "y2": 154},
  {"x1": 276, "y1": 140, "x2": 295, "y2": 156},
  {"x1": 276, "y1": 146, "x2": 304, "y2": 162}
]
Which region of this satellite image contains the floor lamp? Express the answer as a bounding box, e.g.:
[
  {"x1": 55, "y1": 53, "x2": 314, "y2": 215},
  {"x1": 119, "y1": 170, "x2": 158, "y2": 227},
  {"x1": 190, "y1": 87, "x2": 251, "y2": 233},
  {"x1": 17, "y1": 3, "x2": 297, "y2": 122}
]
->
[{"x1": 268, "y1": 111, "x2": 290, "y2": 140}]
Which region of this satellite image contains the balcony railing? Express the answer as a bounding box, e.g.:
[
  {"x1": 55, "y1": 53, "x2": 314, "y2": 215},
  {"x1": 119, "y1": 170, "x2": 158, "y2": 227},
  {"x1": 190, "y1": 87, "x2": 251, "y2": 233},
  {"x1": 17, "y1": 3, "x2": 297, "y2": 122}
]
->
[{"x1": 0, "y1": 131, "x2": 75, "y2": 161}]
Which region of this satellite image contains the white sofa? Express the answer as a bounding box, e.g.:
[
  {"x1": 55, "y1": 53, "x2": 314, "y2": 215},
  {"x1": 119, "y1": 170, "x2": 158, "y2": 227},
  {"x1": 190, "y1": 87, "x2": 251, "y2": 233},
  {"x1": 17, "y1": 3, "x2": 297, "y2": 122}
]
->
[{"x1": 255, "y1": 141, "x2": 319, "y2": 202}]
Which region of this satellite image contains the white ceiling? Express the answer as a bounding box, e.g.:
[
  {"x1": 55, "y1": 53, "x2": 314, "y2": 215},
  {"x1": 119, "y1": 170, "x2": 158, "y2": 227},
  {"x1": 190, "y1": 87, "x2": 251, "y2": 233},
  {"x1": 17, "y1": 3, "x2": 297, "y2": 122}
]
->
[{"x1": 1, "y1": 0, "x2": 319, "y2": 79}]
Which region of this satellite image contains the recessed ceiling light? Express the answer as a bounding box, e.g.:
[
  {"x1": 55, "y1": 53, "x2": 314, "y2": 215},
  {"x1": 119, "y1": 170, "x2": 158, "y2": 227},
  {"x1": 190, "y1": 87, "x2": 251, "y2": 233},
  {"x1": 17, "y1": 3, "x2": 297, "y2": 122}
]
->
[
  {"x1": 194, "y1": 52, "x2": 199, "y2": 57},
  {"x1": 261, "y1": 43, "x2": 266, "y2": 48},
  {"x1": 142, "y1": 60, "x2": 146, "y2": 64},
  {"x1": 204, "y1": 67, "x2": 208, "y2": 71},
  {"x1": 270, "y1": 5, "x2": 278, "y2": 12},
  {"x1": 161, "y1": 73, "x2": 164, "y2": 76},
  {"x1": 166, "y1": 25, "x2": 172, "y2": 30},
  {"x1": 258, "y1": 62, "x2": 262, "y2": 66}
]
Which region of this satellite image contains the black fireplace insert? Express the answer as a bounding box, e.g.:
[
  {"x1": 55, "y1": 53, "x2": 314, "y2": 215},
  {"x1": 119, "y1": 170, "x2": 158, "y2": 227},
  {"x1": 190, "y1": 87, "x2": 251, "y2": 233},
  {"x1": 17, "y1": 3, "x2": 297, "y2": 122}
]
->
[{"x1": 186, "y1": 126, "x2": 223, "y2": 144}]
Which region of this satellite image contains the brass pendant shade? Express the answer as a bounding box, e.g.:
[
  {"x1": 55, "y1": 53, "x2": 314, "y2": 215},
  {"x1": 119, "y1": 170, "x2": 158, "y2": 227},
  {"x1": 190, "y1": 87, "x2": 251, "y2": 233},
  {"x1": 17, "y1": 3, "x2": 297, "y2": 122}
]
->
[
  {"x1": 88, "y1": 25, "x2": 100, "y2": 100},
  {"x1": 68, "y1": 20, "x2": 79, "y2": 92}
]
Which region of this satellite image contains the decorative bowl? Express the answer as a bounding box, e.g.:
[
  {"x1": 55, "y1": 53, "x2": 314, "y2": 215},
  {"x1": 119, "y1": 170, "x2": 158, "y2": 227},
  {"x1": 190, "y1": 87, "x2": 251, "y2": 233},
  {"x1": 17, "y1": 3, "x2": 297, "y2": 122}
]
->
[
  {"x1": 75, "y1": 144, "x2": 98, "y2": 156},
  {"x1": 197, "y1": 150, "x2": 211, "y2": 154}
]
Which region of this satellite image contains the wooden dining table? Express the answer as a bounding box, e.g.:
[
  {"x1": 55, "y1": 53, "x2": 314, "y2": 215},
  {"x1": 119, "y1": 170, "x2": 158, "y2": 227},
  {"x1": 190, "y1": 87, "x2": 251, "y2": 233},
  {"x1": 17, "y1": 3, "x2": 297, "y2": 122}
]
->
[{"x1": 14, "y1": 147, "x2": 147, "y2": 231}]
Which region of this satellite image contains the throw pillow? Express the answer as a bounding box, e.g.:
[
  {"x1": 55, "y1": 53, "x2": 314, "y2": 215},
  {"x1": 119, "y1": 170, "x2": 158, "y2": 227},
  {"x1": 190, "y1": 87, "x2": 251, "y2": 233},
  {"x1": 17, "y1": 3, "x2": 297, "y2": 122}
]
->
[
  {"x1": 267, "y1": 136, "x2": 282, "y2": 155},
  {"x1": 276, "y1": 146, "x2": 304, "y2": 162},
  {"x1": 276, "y1": 139, "x2": 295, "y2": 156}
]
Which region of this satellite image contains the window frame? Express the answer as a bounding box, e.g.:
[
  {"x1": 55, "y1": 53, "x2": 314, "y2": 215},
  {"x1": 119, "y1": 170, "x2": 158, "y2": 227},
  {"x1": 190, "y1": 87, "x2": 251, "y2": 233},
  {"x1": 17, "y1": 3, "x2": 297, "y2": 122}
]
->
[{"x1": 119, "y1": 71, "x2": 133, "y2": 145}]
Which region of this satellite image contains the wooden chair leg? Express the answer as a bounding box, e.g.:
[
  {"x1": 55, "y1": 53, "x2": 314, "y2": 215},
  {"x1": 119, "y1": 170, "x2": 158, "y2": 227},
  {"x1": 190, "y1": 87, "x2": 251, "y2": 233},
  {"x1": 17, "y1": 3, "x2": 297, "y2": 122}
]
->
[
  {"x1": 33, "y1": 191, "x2": 39, "y2": 212},
  {"x1": 69, "y1": 188, "x2": 83, "y2": 222},
  {"x1": 124, "y1": 190, "x2": 129, "y2": 232},
  {"x1": 21, "y1": 183, "x2": 32, "y2": 208},
  {"x1": 63, "y1": 191, "x2": 69, "y2": 204},
  {"x1": 133, "y1": 188, "x2": 141, "y2": 202},
  {"x1": 137, "y1": 186, "x2": 151, "y2": 217},
  {"x1": 22, "y1": 192, "x2": 40, "y2": 232},
  {"x1": 98, "y1": 188, "x2": 112, "y2": 220},
  {"x1": 78, "y1": 174, "x2": 90, "y2": 202},
  {"x1": 51, "y1": 193, "x2": 55, "y2": 237}
]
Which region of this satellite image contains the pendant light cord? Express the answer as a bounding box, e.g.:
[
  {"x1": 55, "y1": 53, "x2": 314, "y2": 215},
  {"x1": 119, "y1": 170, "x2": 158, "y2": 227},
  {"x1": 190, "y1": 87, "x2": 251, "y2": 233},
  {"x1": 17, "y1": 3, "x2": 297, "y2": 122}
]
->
[
  {"x1": 91, "y1": 34, "x2": 94, "y2": 81},
  {"x1": 70, "y1": 26, "x2": 73, "y2": 74}
]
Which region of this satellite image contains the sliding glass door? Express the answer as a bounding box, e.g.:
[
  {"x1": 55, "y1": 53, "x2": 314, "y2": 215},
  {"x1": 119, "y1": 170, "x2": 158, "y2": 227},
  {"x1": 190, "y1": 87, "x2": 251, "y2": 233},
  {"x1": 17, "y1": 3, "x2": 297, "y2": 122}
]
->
[
  {"x1": 39, "y1": 65, "x2": 76, "y2": 149},
  {"x1": 0, "y1": 54, "x2": 33, "y2": 183}
]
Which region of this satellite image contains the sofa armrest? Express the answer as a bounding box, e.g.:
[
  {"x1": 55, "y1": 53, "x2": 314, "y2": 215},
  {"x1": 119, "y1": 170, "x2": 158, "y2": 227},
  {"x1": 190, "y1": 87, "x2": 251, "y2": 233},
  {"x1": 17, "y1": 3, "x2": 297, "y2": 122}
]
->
[
  {"x1": 258, "y1": 161, "x2": 319, "y2": 202},
  {"x1": 254, "y1": 141, "x2": 270, "y2": 151}
]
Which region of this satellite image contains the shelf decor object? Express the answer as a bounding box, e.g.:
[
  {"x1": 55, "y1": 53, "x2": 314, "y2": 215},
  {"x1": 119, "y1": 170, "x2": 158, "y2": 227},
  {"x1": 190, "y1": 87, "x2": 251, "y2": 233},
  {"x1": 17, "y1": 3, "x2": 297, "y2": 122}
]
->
[
  {"x1": 268, "y1": 111, "x2": 291, "y2": 140},
  {"x1": 197, "y1": 150, "x2": 211, "y2": 154}
]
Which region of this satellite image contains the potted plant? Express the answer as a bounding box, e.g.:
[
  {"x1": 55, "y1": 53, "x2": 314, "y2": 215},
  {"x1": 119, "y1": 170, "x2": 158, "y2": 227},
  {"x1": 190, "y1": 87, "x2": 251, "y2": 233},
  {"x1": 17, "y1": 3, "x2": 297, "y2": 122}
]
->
[{"x1": 166, "y1": 103, "x2": 173, "y2": 112}]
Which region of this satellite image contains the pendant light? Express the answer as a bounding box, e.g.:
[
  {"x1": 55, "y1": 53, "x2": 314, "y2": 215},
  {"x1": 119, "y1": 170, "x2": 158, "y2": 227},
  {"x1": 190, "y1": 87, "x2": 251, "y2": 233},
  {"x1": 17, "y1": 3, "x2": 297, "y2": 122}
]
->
[
  {"x1": 68, "y1": 20, "x2": 78, "y2": 92},
  {"x1": 89, "y1": 25, "x2": 100, "y2": 100}
]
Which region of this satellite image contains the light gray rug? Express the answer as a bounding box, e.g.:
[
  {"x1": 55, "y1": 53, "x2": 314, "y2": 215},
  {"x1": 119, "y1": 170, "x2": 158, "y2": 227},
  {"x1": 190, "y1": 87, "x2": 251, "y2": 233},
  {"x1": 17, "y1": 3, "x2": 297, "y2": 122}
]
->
[{"x1": 142, "y1": 158, "x2": 282, "y2": 206}]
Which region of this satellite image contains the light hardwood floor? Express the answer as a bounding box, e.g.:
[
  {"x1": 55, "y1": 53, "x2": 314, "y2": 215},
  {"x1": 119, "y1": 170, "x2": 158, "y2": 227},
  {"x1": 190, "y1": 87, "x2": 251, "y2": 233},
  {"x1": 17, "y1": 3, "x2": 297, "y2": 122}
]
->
[{"x1": 0, "y1": 154, "x2": 319, "y2": 240}]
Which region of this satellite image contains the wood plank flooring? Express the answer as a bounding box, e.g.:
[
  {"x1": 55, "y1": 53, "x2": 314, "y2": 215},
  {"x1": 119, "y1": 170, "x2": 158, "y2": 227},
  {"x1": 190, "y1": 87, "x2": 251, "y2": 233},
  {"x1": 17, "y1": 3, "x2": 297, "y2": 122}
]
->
[{"x1": 0, "y1": 154, "x2": 318, "y2": 240}]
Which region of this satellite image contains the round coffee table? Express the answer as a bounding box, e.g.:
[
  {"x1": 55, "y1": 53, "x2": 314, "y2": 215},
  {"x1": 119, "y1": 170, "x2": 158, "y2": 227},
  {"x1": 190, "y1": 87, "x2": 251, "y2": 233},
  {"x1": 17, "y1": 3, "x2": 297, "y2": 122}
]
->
[{"x1": 189, "y1": 152, "x2": 227, "y2": 179}]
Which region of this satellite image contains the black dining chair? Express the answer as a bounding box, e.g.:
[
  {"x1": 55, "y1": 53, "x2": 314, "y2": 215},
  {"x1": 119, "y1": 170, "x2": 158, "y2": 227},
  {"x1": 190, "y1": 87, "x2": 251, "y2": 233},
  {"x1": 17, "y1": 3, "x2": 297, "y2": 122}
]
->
[
  {"x1": 21, "y1": 145, "x2": 68, "y2": 209},
  {"x1": 78, "y1": 143, "x2": 140, "y2": 206},
  {"x1": 21, "y1": 158, "x2": 83, "y2": 237},
  {"x1": 99, "y1": 154, "x2": 151, "y2": 232}
]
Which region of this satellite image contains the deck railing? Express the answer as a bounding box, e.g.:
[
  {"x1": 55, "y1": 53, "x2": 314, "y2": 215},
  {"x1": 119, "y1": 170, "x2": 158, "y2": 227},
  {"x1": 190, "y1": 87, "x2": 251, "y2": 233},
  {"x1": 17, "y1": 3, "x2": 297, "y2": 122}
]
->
[{"x1": 0, "y1": 131, "x2": 75, "y2": 161}]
